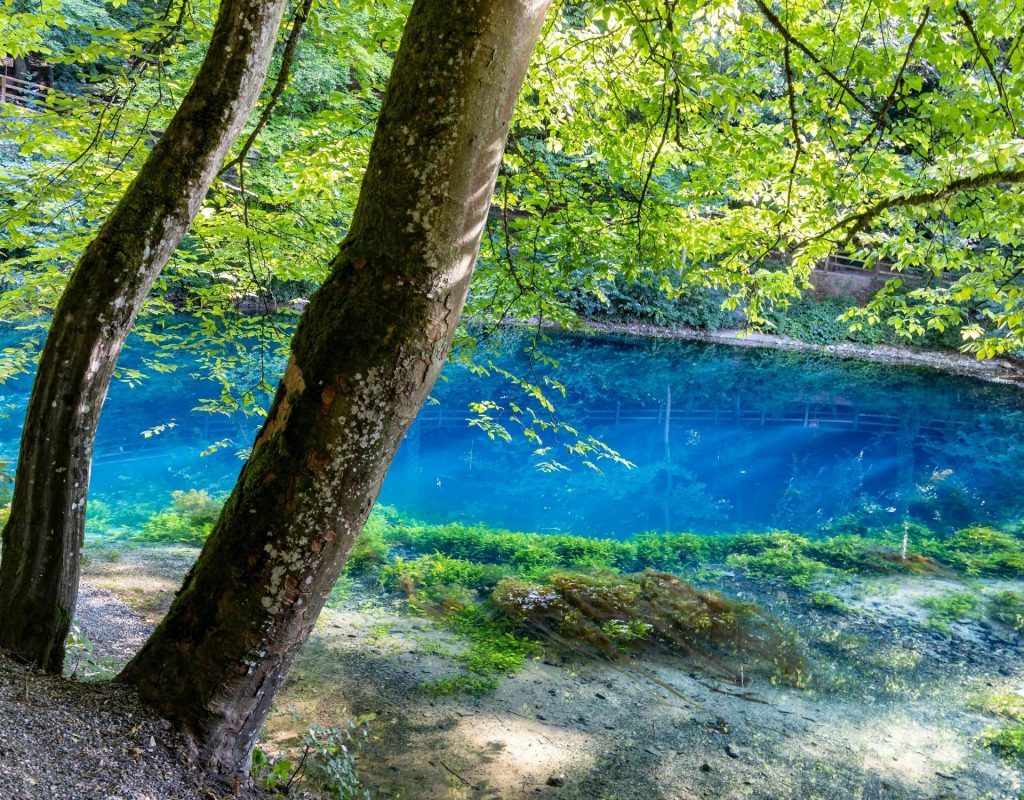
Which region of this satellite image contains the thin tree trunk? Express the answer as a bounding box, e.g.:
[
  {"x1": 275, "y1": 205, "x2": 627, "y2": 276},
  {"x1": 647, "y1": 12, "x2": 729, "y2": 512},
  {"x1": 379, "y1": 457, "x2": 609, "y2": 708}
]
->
[
  {"x1": 0, "y1": 0, "x2": 289, "y2": 672},
  {"x1": 120, "y1": 0, "x2": 550, "y2": 774}
]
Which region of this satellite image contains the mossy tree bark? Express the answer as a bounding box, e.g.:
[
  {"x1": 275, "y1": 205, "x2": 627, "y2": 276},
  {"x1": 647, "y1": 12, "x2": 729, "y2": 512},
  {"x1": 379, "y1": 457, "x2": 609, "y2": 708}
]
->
[
  {"x1": 119, "y1": 0, "x2": 550, "y2": 775},
  {"x1": 0, "y1": 0, "x2": 289, "y2": 672}
]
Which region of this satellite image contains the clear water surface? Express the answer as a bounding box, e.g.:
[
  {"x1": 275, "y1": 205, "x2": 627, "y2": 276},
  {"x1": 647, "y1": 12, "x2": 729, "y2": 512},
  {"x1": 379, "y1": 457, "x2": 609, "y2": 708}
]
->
[{"x1": 2, "y1": 325, "x2": 1023, "y2": 538}]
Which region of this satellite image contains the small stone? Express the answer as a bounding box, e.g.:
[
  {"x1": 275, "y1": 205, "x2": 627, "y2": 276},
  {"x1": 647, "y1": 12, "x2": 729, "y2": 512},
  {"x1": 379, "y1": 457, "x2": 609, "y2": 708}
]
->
[
  {"x1": 725, "y1": 743, "x2": 742, "y2": 759},
  {"x1": 546, "y1": 774, "x2": 566, "y2": 787}
]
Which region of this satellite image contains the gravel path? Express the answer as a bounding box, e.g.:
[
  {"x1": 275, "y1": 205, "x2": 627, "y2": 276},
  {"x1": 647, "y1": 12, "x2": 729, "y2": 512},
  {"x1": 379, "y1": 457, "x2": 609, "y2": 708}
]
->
[{"x1": 0, "y1": 583, "x2": 269, "y2": 800}]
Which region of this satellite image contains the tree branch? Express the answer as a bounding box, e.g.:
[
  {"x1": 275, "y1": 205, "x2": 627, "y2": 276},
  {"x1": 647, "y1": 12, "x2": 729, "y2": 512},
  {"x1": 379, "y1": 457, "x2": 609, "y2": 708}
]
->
[
  {"x1": 857, "y1": 6, "x2": 931, "y2": 149},
  {"x1": 957, "y1": 3, "x2": 1018, "y2": 134},
  {"x1": 753, "y1": 0, "x2": 876, "y2": 115},
  {"x1": 831, "y1": 167, "x2": 1024, "y2": 246},
  {"x1": 221, "y1": 0, "x2": 316, "y2": 177}
]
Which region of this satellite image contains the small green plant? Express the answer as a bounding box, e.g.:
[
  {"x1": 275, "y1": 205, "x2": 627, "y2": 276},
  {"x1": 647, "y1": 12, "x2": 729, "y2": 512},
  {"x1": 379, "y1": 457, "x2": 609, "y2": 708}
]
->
[
  {"x1": 988, "y1": 591, "x2": 1024, "y2": 631},
  {"x1": 300, "y1": 723, "x2": 372, "y2": 800},
  {"x1": 980, "y1": 726, "x2": 1024, "y2": 764},
  {"x1": 919, "y1": 590, "x2": 982, "y2": 634},
  {"x1": 64, "y1": 623, "x2": 118, "y2": 681},
  {"x1": 971, "y1": 691, "x2": 1024, "y2": 722},
  {"x1": 810, "y1": 590, "x2": 849, "y2": 613},
  {"x1": 251, "y1": 747, "x2": 298, "y2": 792}
]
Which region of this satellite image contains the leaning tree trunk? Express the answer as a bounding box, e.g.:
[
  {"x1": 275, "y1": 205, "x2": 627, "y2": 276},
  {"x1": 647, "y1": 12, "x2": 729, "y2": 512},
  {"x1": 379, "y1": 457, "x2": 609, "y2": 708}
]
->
[
  {"x1": 0, "y1": 0, "x2": 289, "y2": 672},
  {"x1": 120, "y1": 0, "x2": 551, "y2": 775}
]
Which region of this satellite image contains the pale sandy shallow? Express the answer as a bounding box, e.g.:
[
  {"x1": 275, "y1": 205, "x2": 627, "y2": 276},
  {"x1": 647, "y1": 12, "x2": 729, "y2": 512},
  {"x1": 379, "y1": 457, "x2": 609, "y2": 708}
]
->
[{"x1": 63, "y1": 547, "x2": 1024, "y2": 800}]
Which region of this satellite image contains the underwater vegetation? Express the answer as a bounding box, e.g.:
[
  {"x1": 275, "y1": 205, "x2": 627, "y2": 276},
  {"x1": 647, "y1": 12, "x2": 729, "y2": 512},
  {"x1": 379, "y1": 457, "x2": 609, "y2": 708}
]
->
[
  {"x1": 988, "y1": 591, "x2": 1024, "y2": 632},
  {"x1": 108, "y1": 493, "x2": 1024, "y2": 696},
  {"x1": 973, "y1": 692, "x2": 1024, "y2": 765},
  {"x1": 126, "y1": 493, "x2": 1024, "y2": 591},
  {"x1": 133, "y1": 490, "x2": 221, "y2": 546}
]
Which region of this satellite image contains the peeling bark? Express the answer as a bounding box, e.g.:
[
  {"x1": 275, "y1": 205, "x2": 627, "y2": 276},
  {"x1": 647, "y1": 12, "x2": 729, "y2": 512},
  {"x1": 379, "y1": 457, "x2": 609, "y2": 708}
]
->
[
  {"x1": 0, "y1": 0, "x2": 289, "y2": 672},
  {"x1": 120, "y1": 0, "x2": 551, "y2": 775}
]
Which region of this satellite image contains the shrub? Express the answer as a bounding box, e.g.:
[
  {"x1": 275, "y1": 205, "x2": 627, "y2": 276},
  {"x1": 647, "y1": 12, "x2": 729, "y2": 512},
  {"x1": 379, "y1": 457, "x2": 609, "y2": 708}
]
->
[
  {"x1": 971, "y1": 692, "x2": 1024, "y2": 722},
  {"x1": 300, "y1": 723, "x2": 372, "y2": 800},
  {"x1": 767, "y1": 297, "x2": 858, "y2": 345},
  {"x1": 560, "y1": 275, "x2": 738, "y2": 330}
]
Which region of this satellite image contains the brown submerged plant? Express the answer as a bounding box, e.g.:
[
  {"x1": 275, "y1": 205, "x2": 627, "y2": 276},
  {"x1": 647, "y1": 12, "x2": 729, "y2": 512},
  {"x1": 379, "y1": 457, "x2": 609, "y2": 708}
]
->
[{"x1": 492, "y1": 569, "x2": 805, "y2": 683}]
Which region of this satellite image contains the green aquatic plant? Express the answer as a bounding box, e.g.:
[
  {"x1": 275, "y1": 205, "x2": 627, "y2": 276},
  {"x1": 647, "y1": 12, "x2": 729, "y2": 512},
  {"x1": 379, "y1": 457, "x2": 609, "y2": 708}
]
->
[
  {"x1": 380, "y1": 553, "x2": 511, "y2": 603},
  {"x1": 810, "y1": 590, "x2": 849, "y2": 613},
  {"x1": 980, "y1": 726, "x2": 1024, "y2": 764},
  {"x1": 988, "y1": 591, "x2": 1024, "y2": 632},
  {"x1": 384, "y1": 521, "x2": 630, "y2": 573},
  {"x1": 725, "y1": 539, "x2": 829, "y2": 589},
  {"x1": 448, "y1": 604, "x2": 537, "y2": 675},
  {"x1": 969, "y1": 690, "x2": 1024, "y2": 766},
  {"x1": 919, "y1": 591, "x2": 982, "y2": 634},
  {"x1": 931, "y1": 527, "x2": 1024, "y2": 576},
  {"x1": 422, "y1": 674, "x2": 499, "y2": 697},
  {"x1": 806, "y1": 533, "x2": 944, "y2": 575},
  {"x1": 133, "y1": 489, "x2": 223, "y2": 545},
  {"x1": 378, "y1": 551, "x2": 534, "y2": 694},
  {"x1": 971, "y1": 691, "x2": 1024, "y2": 723},
  {"x1": 343, "y1": 516, "x2": 390, "y2": 574}
]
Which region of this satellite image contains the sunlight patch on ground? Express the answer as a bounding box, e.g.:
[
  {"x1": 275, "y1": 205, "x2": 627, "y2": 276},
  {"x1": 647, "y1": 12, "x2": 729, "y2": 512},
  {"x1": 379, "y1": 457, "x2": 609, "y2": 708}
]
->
[
  {"x1": 840, "y1": 713, "x2": 967, "y2": 791},
  {"x1": 450, "y1": 710, "x2": 595, "y2": 789}
]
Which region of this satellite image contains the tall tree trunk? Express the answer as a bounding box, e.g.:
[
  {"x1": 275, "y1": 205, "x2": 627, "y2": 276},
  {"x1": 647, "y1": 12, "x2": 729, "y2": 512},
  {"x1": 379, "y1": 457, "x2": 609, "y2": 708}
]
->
[
  {"x1": 0, "y1": 0, "x2": 288, "y2": 672},
  {"x1": 120, "y1": 0, "x2": 550, "y2": 775}
]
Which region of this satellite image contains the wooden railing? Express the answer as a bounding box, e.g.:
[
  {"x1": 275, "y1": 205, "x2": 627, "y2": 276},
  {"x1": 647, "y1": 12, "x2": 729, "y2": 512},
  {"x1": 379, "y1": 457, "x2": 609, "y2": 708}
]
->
[
  {"x1": 0, "y1": 74, "x2": 45, "y2": 107},
  {"x1": 821, "y1": 252, "x2": 904, "y2": 276}
]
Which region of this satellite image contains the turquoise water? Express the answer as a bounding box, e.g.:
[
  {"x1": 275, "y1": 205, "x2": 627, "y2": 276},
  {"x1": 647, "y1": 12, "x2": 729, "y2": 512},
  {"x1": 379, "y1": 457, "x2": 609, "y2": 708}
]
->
[{"x1": 2, "y1": 326, "x2": 1024, "y2": 537}]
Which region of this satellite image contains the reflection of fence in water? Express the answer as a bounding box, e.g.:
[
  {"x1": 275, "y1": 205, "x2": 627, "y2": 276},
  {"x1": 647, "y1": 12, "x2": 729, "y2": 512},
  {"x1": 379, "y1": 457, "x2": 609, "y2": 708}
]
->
[
  {"x1": 86, "y1": 398, "x2": 967, "y2": 466},
  {"x1": 415, "y1": 400, "x2": 962, "y2": 436}
]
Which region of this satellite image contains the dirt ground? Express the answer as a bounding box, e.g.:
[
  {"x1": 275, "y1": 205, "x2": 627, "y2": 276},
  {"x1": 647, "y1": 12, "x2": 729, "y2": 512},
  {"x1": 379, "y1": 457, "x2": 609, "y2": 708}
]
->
[{"x1": 80, "y1": 546, "x2": 1024, "y2": 800}]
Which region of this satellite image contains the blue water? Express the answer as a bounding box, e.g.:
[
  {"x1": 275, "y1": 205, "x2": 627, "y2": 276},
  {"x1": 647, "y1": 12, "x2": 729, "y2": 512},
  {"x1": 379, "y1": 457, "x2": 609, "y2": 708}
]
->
[{"x1": 2, "y1": 324, "x2": 1023, "y2": 537}]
